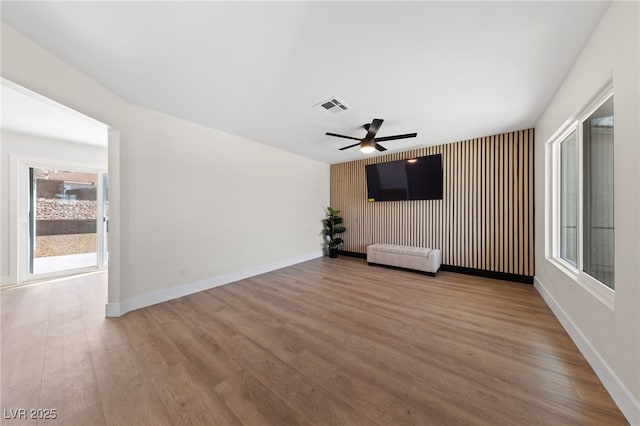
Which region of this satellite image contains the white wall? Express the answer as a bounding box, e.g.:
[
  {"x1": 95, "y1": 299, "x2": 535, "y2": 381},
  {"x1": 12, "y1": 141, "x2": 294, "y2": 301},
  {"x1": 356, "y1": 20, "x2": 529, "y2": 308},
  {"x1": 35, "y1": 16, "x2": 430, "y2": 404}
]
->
[
  {"x1": 535, "y1": 2, "x2": 640, "y2": 423},
  {"x1": 123, "y1": 104, "x2": 329, "y2": 301},
  {"x1": 0, "y1": 131, "x2": 108, "y2": 285},
  {"x1": 1, "y1": 23, "x2": 331, "y2": 314}
]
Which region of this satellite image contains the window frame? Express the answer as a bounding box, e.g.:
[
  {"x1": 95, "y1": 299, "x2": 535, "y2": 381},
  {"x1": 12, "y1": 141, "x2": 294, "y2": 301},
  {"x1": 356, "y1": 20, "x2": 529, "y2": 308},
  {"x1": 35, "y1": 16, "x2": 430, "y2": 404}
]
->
[{"x1": 546, "y1": 82, "x2": 615, "y2": 309}]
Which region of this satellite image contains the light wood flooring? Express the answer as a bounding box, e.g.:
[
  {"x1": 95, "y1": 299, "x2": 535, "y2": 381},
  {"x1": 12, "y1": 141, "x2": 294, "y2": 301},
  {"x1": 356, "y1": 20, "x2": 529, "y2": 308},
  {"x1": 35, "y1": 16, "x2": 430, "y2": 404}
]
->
[{"x1": 1, "y1": 257, "x2": 628, "y2": 425}]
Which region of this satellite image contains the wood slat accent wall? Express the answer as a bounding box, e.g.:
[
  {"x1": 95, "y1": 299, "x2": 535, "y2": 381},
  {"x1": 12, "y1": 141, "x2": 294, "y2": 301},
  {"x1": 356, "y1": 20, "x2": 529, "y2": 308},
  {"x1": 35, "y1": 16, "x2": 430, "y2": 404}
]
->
[{"x1": 330, "y1": 128, "x2": 534, "y2": 276}]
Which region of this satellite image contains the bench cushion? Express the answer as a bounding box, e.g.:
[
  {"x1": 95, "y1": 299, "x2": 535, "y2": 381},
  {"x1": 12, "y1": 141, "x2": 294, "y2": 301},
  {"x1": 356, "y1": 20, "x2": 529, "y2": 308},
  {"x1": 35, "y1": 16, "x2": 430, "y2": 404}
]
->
[{"x1": 368, "y1": 244, "x2": 431, "y2": 257}]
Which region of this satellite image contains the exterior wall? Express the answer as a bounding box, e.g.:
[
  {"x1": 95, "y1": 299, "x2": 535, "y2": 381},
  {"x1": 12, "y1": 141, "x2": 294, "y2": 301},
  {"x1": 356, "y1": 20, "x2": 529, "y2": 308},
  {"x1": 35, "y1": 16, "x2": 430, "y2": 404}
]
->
[{"x1": 36, "y1": 219, "x2": 96, "y2": 236}]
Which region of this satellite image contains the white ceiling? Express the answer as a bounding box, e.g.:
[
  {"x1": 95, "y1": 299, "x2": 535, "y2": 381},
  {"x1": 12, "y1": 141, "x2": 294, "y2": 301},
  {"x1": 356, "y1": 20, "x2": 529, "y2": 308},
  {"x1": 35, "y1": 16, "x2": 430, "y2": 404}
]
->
[
  {"x1": 1, "y1": 1, "x2": 610, "y2": 164},
  {"x1": 1, "y1": 82, "x2": 108, "y2": 147}
]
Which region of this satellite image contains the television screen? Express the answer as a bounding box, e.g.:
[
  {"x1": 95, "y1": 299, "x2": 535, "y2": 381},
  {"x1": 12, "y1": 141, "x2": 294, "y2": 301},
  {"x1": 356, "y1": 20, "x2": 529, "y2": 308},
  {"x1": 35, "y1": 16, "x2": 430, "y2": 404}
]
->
[{"x1": 365, "y1": 154, "x2": 443, "y2": 201}]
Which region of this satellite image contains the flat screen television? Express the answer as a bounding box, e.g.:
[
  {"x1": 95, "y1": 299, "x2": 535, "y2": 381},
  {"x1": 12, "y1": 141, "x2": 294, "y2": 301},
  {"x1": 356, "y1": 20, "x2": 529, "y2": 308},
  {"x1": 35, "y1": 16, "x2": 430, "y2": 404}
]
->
[{"x1": 365, "y1": 154, "x2": 443, "y2": 201}]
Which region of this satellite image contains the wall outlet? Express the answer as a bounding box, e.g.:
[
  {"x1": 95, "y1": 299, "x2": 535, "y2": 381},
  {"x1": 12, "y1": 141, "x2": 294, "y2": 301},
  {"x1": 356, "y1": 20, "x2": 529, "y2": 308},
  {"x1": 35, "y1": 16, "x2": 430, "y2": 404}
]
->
[{"x1": 178, "y1": 266, "x2": 186, "y2": 279}]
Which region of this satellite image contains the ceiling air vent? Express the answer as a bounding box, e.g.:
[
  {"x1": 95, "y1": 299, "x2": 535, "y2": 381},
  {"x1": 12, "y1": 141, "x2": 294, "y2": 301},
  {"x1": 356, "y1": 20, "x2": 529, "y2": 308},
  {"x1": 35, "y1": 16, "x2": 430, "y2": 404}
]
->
[{"x1": 313, "y1": 97, "x2": 350, "y2": 115}]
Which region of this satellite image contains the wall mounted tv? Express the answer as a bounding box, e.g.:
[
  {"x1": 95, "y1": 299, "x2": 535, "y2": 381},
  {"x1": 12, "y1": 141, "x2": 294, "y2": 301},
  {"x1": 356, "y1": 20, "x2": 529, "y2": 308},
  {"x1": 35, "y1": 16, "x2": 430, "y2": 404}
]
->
[{"x1": 365, "y1": 154, "x2": 443, "y2": 202}]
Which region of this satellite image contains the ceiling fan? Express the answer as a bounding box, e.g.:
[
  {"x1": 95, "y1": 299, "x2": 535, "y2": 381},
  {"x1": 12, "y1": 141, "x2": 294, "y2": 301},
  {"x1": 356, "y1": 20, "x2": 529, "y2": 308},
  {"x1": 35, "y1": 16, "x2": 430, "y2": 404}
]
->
[{"x1": 326, "y1": 118, "x2": 417, "y2": 153}]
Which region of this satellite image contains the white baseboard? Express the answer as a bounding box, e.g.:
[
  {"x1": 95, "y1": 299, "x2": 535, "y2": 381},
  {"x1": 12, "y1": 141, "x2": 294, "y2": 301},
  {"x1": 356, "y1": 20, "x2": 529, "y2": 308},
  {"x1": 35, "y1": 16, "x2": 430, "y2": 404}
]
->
[
  {"x1": 534, "y1": 277, "x2": 640, "y2": 425},
  {"x1": 105, "y1": 250, "x2": 323, "y2": 318},
  {"x1": 0, "y1": 275, "x2": 11, "y2": 286}
]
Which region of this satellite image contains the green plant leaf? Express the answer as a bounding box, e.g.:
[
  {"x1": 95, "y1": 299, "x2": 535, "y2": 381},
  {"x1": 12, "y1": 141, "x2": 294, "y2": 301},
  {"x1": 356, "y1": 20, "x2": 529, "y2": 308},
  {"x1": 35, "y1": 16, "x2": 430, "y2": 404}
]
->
[{"x1": 324, "y1": 207, "x2": 345, "y2": 249}]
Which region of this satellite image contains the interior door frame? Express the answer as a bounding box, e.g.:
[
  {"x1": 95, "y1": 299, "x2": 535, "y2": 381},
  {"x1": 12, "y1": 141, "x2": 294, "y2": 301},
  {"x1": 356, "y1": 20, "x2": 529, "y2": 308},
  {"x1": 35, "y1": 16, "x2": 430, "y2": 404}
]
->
[
  {"x1": 11, "y1": 155, "x2": 108, "y2": 283},
  {"x1": 98, "y1": 171, "x2": 109, "y2": 269}
]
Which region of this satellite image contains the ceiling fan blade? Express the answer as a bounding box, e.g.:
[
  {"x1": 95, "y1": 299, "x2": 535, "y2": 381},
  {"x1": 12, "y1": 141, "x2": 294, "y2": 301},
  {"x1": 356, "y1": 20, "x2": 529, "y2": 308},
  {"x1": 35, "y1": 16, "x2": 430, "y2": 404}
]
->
[
  {"x1": 365, "y1": 118, "x2": 384, "y2": 140},
  {"x1": 375, "y1": 143, "x2": 387, "y2": 152},
  {"x1": 339, "y1": 142, "x2": 362, "y2": 151},
  {"x1": 374, "y1": 132, "x2": 418, "y2": 142},
  {"x1": 326, "y1": 132, "x2": 361, "y2": 141}
]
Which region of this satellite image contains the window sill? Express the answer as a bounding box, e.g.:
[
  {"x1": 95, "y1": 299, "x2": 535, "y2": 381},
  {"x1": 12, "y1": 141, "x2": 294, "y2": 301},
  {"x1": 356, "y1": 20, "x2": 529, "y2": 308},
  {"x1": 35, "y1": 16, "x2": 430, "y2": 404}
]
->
[{"x1": 546, "y1": 256, "x2": 615, "y2": 311}]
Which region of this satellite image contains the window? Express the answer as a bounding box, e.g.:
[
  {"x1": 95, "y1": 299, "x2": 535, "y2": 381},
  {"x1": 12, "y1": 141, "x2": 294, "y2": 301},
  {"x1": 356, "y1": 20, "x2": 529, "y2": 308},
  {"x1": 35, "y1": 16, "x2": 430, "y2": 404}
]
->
[
  {"x1": 559, "y1": 130, "x2": 577, "y2": 266},
  {"x1": 550, "y1": 90, "x2": 614, "y2": 294},
  {"x1": 582, "y1": 97, "x2": 614, "y2": 289}
]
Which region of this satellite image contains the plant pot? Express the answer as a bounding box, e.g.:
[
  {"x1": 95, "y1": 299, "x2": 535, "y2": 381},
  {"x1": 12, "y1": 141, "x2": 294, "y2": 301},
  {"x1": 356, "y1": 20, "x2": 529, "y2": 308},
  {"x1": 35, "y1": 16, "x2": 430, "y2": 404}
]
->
[{"x1": 328, "y1": 247, "x2": 338, "y2": 258}]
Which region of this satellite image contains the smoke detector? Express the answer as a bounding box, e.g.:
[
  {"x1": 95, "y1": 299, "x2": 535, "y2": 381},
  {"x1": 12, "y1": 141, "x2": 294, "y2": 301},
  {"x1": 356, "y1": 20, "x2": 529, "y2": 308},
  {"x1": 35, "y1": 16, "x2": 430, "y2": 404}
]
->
[{"x1": 313, "y1": 96, "x2": 350, "y2": 115}]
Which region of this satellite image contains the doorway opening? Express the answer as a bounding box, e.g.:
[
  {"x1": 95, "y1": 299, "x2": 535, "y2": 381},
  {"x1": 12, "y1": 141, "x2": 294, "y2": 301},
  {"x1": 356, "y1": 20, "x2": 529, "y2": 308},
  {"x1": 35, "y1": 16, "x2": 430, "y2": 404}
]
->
[{"x1": 2, "y1": 78, "x2": 114, "y2": 291}]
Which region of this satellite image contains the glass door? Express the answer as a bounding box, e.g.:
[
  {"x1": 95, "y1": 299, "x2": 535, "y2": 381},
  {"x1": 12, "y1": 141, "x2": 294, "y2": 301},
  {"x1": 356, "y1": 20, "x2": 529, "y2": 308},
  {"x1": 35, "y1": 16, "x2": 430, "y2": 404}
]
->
[{"x1": 29, "y1": 167, "x2": 99, "y2": 275}]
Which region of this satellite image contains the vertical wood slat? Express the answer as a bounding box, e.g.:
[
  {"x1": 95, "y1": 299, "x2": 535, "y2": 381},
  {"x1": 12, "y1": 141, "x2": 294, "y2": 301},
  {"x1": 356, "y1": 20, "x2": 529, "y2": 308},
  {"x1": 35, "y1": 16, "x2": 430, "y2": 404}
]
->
[
  {"x1": 491, "y1": 135, "x2": 496, "y2": 272},
  {"x1": 330, "y1": 128, "x2": 534, "y2": 276},
  {"x1": 479, "y1": 137, "x2": 485, "y2": 271},
  {"x1": 528, "y1": 128, "x2": 533, "y2": 275},
  {"x1": 508, "y1": 133, "x2": 512, "y2": 273},
  {"x1": 497, "y1": 133, "x2": 503, "y2": 273}
]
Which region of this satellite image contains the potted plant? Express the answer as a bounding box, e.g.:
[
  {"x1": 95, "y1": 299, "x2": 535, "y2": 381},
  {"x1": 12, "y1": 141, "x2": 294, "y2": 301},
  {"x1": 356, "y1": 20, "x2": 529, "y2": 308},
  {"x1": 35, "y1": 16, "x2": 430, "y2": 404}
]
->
[{"x1": 323, "y1": 206, "x2": 346, "y2": 258}]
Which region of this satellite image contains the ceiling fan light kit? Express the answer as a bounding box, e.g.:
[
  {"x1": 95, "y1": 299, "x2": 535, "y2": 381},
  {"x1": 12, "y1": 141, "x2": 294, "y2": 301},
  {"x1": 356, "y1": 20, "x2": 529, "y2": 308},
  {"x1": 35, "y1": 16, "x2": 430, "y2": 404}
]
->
[
  {"x1": 326, "y1": 118, "x2": 417, "y2": 154},
  {"x1": 360, "y1": 139, "x2": 376, "y2": 153}
]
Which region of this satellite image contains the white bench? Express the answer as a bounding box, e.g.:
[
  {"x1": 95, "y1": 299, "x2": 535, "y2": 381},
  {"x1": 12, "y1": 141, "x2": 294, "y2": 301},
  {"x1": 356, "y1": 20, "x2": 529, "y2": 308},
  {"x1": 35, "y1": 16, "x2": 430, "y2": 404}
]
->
[{"x1": 367, "y1": 244, "x2": 442, "y2": 275}]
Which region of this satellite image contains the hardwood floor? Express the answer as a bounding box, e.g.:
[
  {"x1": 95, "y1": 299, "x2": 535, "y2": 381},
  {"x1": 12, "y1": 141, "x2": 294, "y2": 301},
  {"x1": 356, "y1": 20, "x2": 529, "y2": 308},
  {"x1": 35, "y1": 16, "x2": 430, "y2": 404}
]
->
[{"x1": 1, "y1": 257, "x2": 628, "y2": 425}]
